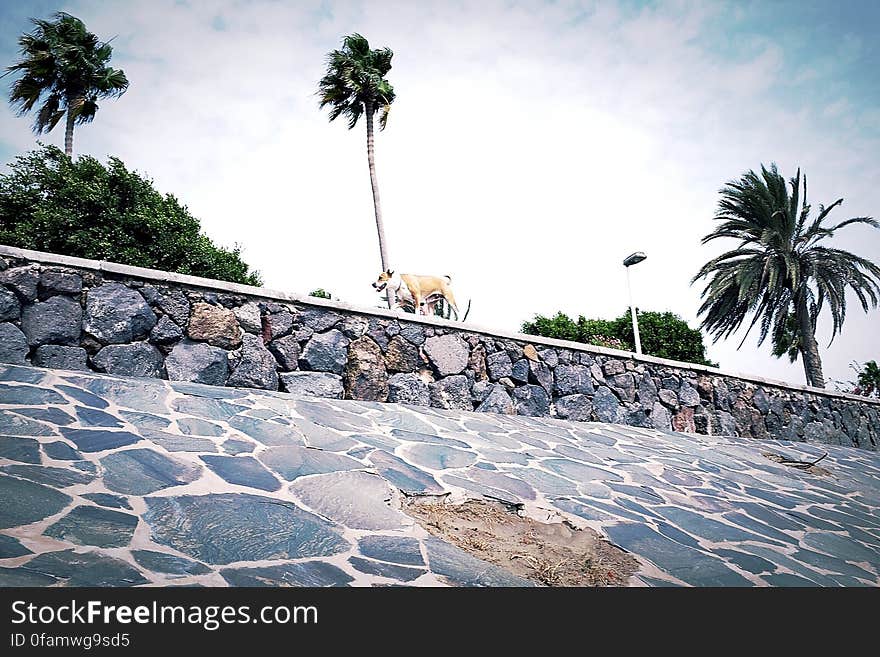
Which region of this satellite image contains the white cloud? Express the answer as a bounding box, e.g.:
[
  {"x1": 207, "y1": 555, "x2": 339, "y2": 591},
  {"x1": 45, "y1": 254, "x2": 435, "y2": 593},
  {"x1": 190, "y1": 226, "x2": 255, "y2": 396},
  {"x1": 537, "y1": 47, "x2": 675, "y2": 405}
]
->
[{"x1": 1, "y1": 0, "x2": 877, "y2": 388}]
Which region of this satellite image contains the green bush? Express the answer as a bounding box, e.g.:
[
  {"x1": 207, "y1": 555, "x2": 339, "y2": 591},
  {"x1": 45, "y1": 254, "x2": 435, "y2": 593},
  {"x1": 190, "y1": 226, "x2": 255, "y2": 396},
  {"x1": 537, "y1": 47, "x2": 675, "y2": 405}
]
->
[
  {"x1": 0, "y1": 146, "x2": 261, "y2": 285},
  {"x1": 522, "y1": 309, "x2": 717, "y2": 367},
  {"x1": 309, "y1": 288, "x2": 332, "y2": 299}
]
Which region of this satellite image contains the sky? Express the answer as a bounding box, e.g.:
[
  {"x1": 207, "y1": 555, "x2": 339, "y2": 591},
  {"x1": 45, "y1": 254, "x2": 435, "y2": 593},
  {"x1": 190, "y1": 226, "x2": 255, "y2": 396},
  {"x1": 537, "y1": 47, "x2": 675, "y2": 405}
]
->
[{"x1": 0, "y1": 0, "x2": 878, "y2": 390}]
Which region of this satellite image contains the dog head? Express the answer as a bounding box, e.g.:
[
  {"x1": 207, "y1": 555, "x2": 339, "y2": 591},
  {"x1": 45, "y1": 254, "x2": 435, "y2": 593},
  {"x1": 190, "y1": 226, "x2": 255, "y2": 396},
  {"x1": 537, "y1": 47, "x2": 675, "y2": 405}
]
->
[{"x1": 372, "y1": 270, "x2": 395, "y2": 292}]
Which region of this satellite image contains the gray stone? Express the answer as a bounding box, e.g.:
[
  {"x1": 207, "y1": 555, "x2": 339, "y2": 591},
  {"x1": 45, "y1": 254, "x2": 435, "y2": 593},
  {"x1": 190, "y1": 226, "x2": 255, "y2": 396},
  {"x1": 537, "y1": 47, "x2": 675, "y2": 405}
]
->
[
  {"x1": 0, "y1": 265, "x2": 39, "y2": 301},
  {"x1": 138, "y1": 284, "x2": 160, "y2": 304},
  {"x1": 385, "y1": 335, "x2": 419, "y2": 372},
  {"x1": 226, "y1": 415, "x2": 303, "y2": 447},
  {"x1": 476, "y1": 384, "x2": 514, "y2": 414},
  {"x1": 268, "y1": 335, "x2": 301, "y2": 371},
  {"x1": 592, "y1": 386, "x2": 620, "y2": 423},
  {"x1": 367, "y1": 450, "x2": 444, "y2": 494},
  {"x1": 81, "y1": 493, "x2": 132, "y2": 510},
  {"x1": 165, "y1": 340, "x2": 228, "y2": 386},
  {"x1": 638, "y1": 374, "x2": 658, "y2": 408},
  {"x1": 0, "y1": 287, "x2": 20, "y2": 321},
  {"x1": 429, "y1": 375, "x2": 472, "y2": 410},
  {"x1": 344, "y1": 336, "x2": 388, "y2": 401},
  {"x1": 300, "y1": 329, "x2": 349, "y2": 374},
  {"x1": 20, "y1": 295, "x2": 82, "y2": 347},
  {"x1": 388, "y1": 372, "x2": 430, "y2": 405},
  {"x1": 399, "y1": 324, "x2": 426, "y2": 345},
  {"x1": 101, "y1": 449, "x2": 202, "y2": 495},
  {"x1": 716, "y1": 411, "x2": 738, "y2": 436},
  {"x1": 200, "y1": 455, "x2": 280, "y2": 492},
  {"x1": 145, "y1": 493, "x2": 349, "y2": 565},
  {"x1": 233, "y1": 302, "x2": 262, "y2": 333},
  {"x1": 280, "y1": 371, "x2": 344, "y2": 398},
  {"x1": 22, "y1": 549, "x2": 148, "y2": 587},
  {"x1": 44, "y1": 505, "x2": 138, "y2": 548},
  {"x1": 424, "y1": 334, "x2": 469, "y2": 376},
  {"x1": 752, "y1": 387, "x2": 770, "y2": 413},
  {"x1": 149, "y1": 315, "x2": 183, "y2": 345},
  {"x1": 143, "y1": 430, "x2": 217, "y2": 453},
  {"x1": 42, "y1": 440, "x2": 80, "y2": 460},
  {"x1": 0, "y1": 436, "x2": 40, "y2": 463},
  {"x1": 513, "y1": 384, "x2": 550, "y2": 417},
  {"x1": 0, "y1": 323, "x2": 28, "y2": 364},
  {"x1": 358, "y1": 535, "x2": 425, "y2": 566},
  {"x1": 511, "y1": 359, "x2": 530, "y2": 384},
  {"x1": 0, "y1": 474, "x2": 72, "y2": 529},
  {"x1": 93, "y1": 342, "x2": 164, "y2": 378},
  {"x1": 0, "y1": 534, "x2": 32, "y2": 558},
  {"x1": 605, "y1": 523, "x2": 751, "y2": 586},
  {"x1": 85, "y1": 283, "x2": 156, "y2": 344},
  {"x1": 187, "y1": 302, "x2": 241, "y2": 349},
  {"x1": 39, "y1": 269, "x2": 82, "y2": 296},
  {"x1": 265, "y1": 308, "x2": 294, "y2": 339},
  {"x1": 227, "y1": 333, "x2": 279, "y2": 390},
  {"x1": 651, "y1": 401, "x2": 672, "y2": 430},
  {"x1": 340, "y1": 315, "x2": 369, "y2": 339},
  {"x1": 658, "y1": 388, "x2": 679, "y2": 409},
  {"x1": 487, "y1": 350, "x2": 513, "y2": 381},
  {"x1": 132, "y1": 550, "x2": 211, "y2": 576},
  {"x1": 158, "y1": 289, "x2": 190, "y2": 326},
  {"x1": 471, "y1": 380, "x2": 493, "y2": 403},
  {"x1": 60, "y1": 427, "x2": 140, "y2": 452},
  {"x1": 258, "y1": 445, "x2": 361, "y2": 481},
  {"x1": 349, "y1": 556, "x2": 425, "y2": 582},
  {"x1": 299, "y1": 308, "x2": 342, "y2": 332},
  {"x1": 366, "y1": 318, "x2": 390, "y2": 350},
  {"x1": 603, "y1": 359, "x2": 626, "y2": 376},
  {"x1": 291, "y1": 470, "x2": 409, "y2": 530},
  {"x1": 555, "y1": 394, "x2": 593, "y2": 421},
  {"x1": 222, "y1": 561, "x2": 353, "y2": 587},
  {"x1": 609, "y1": 373, "x2": 636, "y2": 402},
  {"x1": 529, "y1": 359, "x2": 553, "y2": 393},
  {"x1": 678, "y1": 381, "x2": 700, "y2": 406},
  {"x1": 407, "y1": 444, "x2": 482, "y2": 476},
  {"x1": 75, "y1": 406, "x2": 122, "y2": 428},
  {"x1": 424, "y1": 537, "x2": 536, "y2": 587},
  {"x1": 554, "y1": 364, "x2": 594, "y2": 396},
  {"x1": 539, "y1": 348, "x2": 559, "y2": 368},
  {"x1": 33, "y1": 345, "x2": 88, "y2": 371}
]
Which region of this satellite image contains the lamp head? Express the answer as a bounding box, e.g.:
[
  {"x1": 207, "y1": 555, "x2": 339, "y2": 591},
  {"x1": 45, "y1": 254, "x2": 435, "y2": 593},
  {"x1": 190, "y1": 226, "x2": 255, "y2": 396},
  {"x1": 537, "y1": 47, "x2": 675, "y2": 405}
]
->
[{"x1": 623, "y1": 251, "x2": 647, "y2": 267}]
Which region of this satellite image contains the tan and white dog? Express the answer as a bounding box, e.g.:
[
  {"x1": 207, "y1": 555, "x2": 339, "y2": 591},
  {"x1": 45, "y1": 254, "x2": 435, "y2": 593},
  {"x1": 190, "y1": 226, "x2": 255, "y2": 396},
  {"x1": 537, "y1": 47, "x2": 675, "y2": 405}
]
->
[{"x1": 372, "y1": 270, "x2": 460, "y2": 319}]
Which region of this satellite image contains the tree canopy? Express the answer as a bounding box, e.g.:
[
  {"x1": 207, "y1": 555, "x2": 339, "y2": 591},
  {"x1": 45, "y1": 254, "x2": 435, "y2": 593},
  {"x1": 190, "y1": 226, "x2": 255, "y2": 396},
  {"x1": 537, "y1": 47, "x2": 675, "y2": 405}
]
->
[
  {"x1": 692, "y1": 164, "x2": 880, "y2": 387},
  {"x1": 0, "y1": 146, "x2": 261, "y2": 286},
  {"x1": 6, "y1": 12, "x2": 128, "y2": 156},
  {"x1": 522, "y1": 310, "x2": 717, "y2": 367}
]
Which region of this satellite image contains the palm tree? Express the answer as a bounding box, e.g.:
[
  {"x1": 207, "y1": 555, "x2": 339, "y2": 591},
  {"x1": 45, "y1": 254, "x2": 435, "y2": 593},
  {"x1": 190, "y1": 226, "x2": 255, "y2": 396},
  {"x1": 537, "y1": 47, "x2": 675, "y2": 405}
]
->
[
  {"x1": 693, "y1": 164, "x2": 880, "y2": 388},
  {"x1": 6, "y1": 12, "x2": 128, "y2": 157},
  {"x1": 318, "y1": 33, "x2": 396, "y2": 278}
]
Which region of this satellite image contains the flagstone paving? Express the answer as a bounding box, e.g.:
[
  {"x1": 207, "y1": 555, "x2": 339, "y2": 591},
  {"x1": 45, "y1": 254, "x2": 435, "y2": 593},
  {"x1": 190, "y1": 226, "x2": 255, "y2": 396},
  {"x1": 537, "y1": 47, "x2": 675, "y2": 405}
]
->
[{"x1": 0, "y1": 363, "x2": 878, "y2": 587}]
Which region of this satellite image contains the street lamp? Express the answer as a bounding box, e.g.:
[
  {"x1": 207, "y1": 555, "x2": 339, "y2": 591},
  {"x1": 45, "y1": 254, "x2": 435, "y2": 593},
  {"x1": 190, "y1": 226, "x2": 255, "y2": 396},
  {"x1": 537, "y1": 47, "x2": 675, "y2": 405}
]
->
[{"x1": 623, "y1": 251, "x2": 647, "y2": 355}]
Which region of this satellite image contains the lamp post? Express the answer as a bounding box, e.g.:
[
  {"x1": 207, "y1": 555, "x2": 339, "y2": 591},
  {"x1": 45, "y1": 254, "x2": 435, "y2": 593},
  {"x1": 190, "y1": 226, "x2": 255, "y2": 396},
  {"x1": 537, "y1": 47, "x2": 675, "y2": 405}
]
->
[{"x1": 623, "y1": 251, "x2": 647, "y2": 355}]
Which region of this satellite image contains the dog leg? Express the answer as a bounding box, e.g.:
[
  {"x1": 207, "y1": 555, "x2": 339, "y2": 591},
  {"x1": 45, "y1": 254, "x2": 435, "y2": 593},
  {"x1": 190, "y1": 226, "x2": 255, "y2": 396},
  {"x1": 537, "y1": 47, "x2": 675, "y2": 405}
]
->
[{"x1": 444, "y1": 290, "x2": 460, "y2": 320}]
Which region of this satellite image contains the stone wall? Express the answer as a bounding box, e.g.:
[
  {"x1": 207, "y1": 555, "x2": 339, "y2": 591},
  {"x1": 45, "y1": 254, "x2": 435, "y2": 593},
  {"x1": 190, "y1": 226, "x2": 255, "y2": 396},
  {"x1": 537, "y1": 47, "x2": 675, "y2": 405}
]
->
[{"x1": 1, "y1": 244, "x2": 878, "y2": 451}]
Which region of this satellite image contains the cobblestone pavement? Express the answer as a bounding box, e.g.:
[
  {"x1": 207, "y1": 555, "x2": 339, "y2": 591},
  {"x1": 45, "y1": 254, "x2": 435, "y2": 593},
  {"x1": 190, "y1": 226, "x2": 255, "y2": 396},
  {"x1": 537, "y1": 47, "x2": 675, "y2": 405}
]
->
[{"x1": 1, "y1": 364, "x2": 878, "y2": 586}]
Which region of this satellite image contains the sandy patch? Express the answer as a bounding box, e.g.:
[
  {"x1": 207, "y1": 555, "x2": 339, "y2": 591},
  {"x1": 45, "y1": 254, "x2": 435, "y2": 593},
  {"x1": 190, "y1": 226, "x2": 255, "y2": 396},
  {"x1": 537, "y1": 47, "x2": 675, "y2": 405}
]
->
[{"x1": 403, "y1": 498, "x2": 639, "y2": 586}]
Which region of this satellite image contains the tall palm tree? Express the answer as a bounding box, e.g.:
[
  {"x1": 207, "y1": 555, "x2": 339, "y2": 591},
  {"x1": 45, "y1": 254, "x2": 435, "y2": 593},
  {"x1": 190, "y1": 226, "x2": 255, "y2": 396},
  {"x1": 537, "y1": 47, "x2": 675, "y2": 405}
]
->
[
  {"x1": 693, "y1": 164, "x2": 880, "y2": 388},
  {"x1": 6, "y1": 12, "x2": 128, "y2": 157},
  {"x1": 318, "y1": 33, "x2": 396, "y2": 279}
]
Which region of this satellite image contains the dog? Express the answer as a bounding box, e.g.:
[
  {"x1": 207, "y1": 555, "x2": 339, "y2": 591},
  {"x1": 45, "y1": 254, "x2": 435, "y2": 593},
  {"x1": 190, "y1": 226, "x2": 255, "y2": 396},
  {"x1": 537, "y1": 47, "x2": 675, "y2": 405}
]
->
[{"x1": 372, "y1": 270, "x2": 460, "y2": 319}]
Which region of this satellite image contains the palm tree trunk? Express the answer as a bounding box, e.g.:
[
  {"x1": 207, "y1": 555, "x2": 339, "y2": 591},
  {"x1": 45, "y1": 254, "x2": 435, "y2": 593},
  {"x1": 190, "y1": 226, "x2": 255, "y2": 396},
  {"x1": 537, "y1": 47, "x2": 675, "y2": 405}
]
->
[
  {"x1": 64, "y1": 106, "x2": 74, "y2": 157},
  {"x1": 364, "y1": 101, "x2": 392, "y2": 308},
  {"x1": 796, "y1": 296, "x2": 825, "y2": 388}
]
